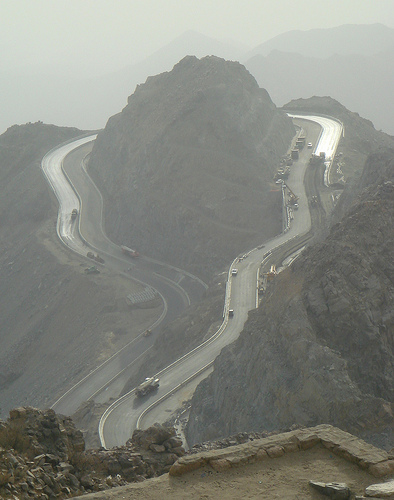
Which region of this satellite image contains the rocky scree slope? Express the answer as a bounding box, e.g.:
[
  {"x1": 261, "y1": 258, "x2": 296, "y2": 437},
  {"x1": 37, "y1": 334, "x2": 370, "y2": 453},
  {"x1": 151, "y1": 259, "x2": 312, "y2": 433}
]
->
[
  {"x1": 186, "y1": 149, "x2": 394, "y2": 449},
  {"x1": 0, "y1": 407, "x2": 185, "y2": 498},
  {"x1": 88, "y1": 55, "x2": 294, "y2": 278}
]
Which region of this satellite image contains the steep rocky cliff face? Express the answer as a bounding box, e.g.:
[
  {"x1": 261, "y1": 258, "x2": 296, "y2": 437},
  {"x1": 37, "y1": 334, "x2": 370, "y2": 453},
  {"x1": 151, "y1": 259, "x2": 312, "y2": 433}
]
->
[
  {"x1": 88, "y1": 56, "x2": 294, "y2": 278},
  {"x1": 186, "y1": 149, "x2": 394, "y2": 449}
]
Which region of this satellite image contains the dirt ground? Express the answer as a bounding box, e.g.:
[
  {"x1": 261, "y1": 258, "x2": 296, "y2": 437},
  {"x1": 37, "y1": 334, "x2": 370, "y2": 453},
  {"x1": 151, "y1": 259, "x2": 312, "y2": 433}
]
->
[{"x1": 76, "y1": 445, "x2": 379, "y2": 499}]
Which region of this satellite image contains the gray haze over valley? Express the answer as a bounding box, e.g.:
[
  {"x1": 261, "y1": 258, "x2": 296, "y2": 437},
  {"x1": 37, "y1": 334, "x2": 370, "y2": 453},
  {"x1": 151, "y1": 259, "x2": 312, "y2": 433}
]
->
[
  {"x1": 1, "y1": 1, "x2": 394, "y2": 134},
  {"x1": 0, "y1": 2, "x2": 393, "y2": 497}
]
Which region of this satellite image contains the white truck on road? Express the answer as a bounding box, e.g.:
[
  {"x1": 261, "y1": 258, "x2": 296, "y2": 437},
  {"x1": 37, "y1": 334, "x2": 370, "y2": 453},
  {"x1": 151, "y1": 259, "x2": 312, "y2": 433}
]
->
[{"x1": 135, "y1": 377, "x2": 160, "y2": 397}]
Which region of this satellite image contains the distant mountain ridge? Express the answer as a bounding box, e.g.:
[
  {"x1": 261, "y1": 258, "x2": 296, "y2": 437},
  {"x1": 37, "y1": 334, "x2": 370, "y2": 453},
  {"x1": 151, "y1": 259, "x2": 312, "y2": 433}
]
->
[
  {"x1": 243, "y1": 23, "x2": 394, "y2": 59},
  {"x1": 2, "y1": 23, "x2": 393, "y2": 135},
  {"x1": 245, "y1": 46, "x2": 394, "y2": 134}
]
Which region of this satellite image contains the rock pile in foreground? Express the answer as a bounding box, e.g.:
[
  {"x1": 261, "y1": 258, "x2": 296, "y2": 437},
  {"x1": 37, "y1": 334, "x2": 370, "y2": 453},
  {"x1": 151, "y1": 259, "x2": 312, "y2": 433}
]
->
[
  {"x1": 0, "y1": 407, "x2": 184, "y2": 498},
  {"x1": 1, "y1": 408, "x2": 393, "y2": 499}
]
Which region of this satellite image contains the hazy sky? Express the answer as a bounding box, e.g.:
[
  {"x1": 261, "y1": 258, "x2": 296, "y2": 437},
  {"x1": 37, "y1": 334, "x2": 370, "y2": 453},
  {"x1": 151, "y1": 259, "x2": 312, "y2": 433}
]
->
[{"x1": 2, "y1": 0, "x2": 394, "y2": 77}]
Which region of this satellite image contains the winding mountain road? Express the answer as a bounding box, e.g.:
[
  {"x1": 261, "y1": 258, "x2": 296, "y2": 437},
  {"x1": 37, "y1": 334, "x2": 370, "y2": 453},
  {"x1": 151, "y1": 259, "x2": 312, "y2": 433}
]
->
[
  {"x1": 98, "y1": 114, "x2": 343, "y2": 448},
  {"x1": 41, "y1": 138, "x2": 207, "y2": 416},
  {"x1": 288, "y1": 114, "x2": 343, "y2": 186},
  {"x1": 41, "y1": 114, "x2": 342, "y2": 447}
]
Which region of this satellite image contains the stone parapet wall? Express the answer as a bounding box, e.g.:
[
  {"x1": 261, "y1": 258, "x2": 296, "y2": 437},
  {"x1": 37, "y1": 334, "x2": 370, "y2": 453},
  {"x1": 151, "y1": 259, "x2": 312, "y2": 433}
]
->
[{"x1": 170, "y1": 425, "x2": 394, "y2": 478}]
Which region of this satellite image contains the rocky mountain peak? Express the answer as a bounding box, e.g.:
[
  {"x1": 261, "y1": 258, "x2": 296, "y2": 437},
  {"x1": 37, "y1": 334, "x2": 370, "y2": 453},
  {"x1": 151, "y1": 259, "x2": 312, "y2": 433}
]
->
[
  {"x1": 119, "y1": 55, "x2": 277, "y2": 161},
  {"x1": 89, "y1": 56, "x2": 294, "y2": 276}
]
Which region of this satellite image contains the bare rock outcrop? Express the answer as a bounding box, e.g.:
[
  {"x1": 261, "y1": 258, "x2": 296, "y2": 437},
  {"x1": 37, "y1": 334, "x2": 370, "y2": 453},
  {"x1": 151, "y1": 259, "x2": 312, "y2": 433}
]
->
[
  {"x1": 0, "y1": 407, "x2": 86, "y2": 498},
  {"x1": 88, "y1": 55, "x2": 294, "y2": 278},
  {"x1": 0, "y1": 408, "x2": 183, "y2": 498}
]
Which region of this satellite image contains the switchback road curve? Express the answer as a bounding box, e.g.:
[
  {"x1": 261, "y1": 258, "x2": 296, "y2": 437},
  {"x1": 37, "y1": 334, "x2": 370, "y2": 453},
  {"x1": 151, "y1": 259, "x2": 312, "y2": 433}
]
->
[
  {"x1": 99, "y1": 114, "x2": 343, "y2": 448},
  {"x1": 41, "y1": 137, "x2": 207, "y2": 416}
]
